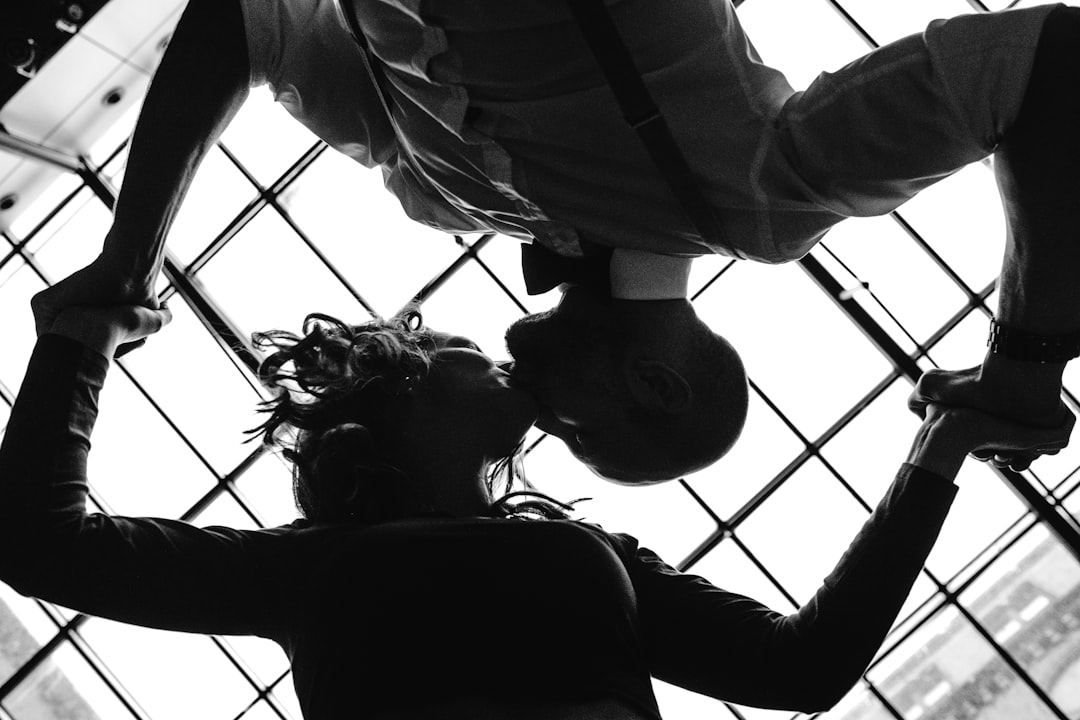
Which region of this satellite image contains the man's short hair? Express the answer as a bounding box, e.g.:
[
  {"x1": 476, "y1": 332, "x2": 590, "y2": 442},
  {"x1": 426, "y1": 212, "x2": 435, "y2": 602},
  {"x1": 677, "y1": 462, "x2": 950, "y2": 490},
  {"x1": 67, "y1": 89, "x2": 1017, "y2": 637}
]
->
[{"x1": 605, "y1": 328, "x2": 749, "y2": 484}]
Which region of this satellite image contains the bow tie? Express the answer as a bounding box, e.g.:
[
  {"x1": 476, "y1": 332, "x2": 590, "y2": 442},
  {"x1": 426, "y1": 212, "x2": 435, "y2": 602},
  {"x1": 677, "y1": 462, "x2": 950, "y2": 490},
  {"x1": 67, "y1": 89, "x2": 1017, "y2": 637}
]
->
[{"x1": 520, "y1": 243, "x2": 613, "y2": 297}]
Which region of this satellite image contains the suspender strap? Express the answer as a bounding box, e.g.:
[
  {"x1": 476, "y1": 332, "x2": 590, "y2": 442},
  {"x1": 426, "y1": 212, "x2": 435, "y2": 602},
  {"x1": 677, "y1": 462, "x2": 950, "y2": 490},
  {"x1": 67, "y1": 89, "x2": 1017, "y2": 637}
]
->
[
  {"x1": 339, "y1": 0, "x2": 723, "y2": 248},
  {"x1": 565, "y1": 0, "x2": 726, "y2": 247}
]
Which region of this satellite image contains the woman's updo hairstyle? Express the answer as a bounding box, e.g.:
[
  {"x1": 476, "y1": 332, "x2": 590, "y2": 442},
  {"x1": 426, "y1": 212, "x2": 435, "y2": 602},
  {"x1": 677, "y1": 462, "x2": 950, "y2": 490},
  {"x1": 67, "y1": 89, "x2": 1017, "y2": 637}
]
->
[{"x1": 250, "y1": 311, "x2": 437, "y2": 523}]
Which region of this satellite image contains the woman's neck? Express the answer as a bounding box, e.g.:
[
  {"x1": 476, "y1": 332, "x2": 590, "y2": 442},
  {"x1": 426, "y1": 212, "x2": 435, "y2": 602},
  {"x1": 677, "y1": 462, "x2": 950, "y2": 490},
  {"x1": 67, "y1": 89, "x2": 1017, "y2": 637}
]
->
[{"x1": 400, "y1": 460, "x2": 493, "y2": 518}]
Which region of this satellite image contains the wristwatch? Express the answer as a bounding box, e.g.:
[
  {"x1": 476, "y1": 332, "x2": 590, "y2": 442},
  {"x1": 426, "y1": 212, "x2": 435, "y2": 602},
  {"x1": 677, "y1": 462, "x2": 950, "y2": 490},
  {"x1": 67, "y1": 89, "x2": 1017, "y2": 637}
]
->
[{"x1": 987, "y1": 318, "x2": 1080, "y2": 363}]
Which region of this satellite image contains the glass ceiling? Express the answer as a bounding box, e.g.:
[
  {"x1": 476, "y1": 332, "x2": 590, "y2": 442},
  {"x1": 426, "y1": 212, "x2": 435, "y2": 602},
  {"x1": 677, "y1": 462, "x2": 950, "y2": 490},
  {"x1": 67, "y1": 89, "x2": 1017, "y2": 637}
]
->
[{"x1": 1, "y1": 1, "x2": 1080, "y2": 719}]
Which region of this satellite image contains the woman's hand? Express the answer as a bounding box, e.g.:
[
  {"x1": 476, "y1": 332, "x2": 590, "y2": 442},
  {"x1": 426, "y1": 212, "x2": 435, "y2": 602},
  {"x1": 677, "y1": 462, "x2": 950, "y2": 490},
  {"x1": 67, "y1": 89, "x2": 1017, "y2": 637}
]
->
[
  {"x1": 33, "y1": 300, "x2": 173, "y2": 360},
  {"x1": 31, "y1": 253, "x2": 160, "y2": 357},
  {"x1": 910, "y1": 363, "x2": 1073, "y2": 471},
  {"x1": 906, "y1": 403, "x2": 1074, "y2": 481}
]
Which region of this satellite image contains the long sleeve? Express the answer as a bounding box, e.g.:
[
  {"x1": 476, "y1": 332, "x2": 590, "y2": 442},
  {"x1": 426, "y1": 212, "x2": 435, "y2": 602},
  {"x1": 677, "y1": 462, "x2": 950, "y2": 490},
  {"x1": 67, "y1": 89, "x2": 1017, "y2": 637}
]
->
[
  {"x1": 102, "y1": 0, "x2": 250, "y2": 278},
  {"x1": 627, "y1": 464, "x2": 957, "y2": 712},
  {"x1": 0, "y1": 335, "x2": 301, "y2": 639}
]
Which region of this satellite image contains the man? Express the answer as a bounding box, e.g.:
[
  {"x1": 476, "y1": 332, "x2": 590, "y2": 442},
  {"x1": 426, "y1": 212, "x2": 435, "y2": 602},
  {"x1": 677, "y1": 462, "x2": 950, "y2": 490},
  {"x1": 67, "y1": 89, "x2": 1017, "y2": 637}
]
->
[{"x1": 36, "y1": 0, "x2": 1078, "y2": 481}]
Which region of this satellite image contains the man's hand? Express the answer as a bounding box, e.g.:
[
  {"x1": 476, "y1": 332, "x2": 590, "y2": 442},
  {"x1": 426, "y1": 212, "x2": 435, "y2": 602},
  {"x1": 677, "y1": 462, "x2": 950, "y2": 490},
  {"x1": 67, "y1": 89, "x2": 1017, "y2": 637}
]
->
[
  {"x1": 908, "y1": 403, "x2": 1074, "y2": 480},
  {"x1": 35, "y1": 301, "x2": 173, "y2": 361},
  {"x1": 31, "y1": 253, "x2": 158, "y2": 356},
  {"x1": 910, "y1": 365, "x2": 1073, "y2": 471}
]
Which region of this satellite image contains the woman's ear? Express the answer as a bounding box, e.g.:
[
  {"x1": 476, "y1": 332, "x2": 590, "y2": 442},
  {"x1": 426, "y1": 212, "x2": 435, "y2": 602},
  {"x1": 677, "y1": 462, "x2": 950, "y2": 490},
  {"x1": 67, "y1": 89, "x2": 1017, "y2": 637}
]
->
[{"x1": 624, "y1": 358, "x2": 692, "y2": 413}]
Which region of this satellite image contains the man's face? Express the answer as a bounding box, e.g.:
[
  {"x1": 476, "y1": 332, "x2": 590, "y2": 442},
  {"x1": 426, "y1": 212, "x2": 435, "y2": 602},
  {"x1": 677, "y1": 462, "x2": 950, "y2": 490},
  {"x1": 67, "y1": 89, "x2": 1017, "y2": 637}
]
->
[{"x1": 504, "y1": 288, "x2": 640, "y2": 480}]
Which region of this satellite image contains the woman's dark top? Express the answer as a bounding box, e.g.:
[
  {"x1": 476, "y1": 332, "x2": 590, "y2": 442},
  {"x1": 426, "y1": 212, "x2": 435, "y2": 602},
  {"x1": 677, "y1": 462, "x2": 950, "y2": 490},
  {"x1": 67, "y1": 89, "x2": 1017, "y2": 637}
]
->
[{"x1": 0, "y1": 336, "x2": 958, "y2": 719}]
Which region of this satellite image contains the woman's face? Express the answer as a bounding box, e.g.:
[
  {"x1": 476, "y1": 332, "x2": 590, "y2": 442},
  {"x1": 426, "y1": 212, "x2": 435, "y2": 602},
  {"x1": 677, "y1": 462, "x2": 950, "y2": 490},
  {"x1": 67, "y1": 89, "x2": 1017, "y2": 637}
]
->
[{"x1": 419, "y1": 331, "x2": 540, "y2": 457}]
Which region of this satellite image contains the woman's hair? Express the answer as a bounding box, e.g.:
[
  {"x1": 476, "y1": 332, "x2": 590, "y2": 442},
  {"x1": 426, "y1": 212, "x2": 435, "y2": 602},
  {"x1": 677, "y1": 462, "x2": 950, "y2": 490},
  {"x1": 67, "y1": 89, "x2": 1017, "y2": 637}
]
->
[{"x1": 250, "y1": 311, "x2": 575, "y2": 524}]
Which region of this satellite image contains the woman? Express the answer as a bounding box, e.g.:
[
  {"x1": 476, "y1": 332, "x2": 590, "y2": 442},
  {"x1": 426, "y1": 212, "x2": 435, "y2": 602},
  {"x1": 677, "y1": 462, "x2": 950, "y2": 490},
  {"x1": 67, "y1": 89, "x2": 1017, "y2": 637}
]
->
[{"x1": 0, "y1": 299, "x2": 1069, "y2": 720}]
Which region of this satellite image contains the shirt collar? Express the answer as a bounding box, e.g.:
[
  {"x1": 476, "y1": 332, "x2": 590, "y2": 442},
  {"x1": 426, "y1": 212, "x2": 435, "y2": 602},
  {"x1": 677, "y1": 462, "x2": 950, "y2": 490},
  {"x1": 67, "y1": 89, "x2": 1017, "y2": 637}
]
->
[{"x1": 609, "y1": 249, "x2": 691, "y2": 300}]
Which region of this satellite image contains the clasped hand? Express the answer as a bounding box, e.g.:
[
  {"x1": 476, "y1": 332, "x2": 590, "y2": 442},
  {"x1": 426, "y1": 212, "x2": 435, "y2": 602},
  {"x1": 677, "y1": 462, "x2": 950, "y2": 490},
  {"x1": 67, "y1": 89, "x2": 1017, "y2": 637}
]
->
[
  {"x1": 31, "y1": 252, "x2": 160, "y2": 357},
  {"x1": 31, "y1": 255, "x2": 170, "y2": 360},
  {"x1": 910, "y1": 365, "x2": 1074, "y2": 471}
]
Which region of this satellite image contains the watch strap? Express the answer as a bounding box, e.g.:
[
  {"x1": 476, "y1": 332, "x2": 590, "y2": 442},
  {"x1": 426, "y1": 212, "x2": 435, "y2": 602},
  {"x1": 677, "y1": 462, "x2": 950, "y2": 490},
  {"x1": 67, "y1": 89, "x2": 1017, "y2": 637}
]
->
[{"x1": 987, "y1": 318, "x2": 1080, "y2": 363}]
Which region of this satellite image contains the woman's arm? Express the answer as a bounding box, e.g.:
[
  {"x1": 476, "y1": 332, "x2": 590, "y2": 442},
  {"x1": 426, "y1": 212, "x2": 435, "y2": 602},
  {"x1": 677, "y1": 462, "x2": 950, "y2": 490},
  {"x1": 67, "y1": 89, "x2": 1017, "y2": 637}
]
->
[
  {"x1": 0, "y1": 306, "x2": 296, "y2": 638},
  {"x1": 31, "y1": 0, "x2": 251, "y2": 336},
  {"x1": 633, "y1": 406, "x2": 1070, "y2": 712}
]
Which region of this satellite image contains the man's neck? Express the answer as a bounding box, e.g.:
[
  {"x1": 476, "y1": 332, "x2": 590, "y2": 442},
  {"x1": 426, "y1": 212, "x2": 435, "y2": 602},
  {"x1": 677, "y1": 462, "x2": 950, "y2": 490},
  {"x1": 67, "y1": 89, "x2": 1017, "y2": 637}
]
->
[{"x1": 609, "y1": 248, "x2": 692, "y2": 300}]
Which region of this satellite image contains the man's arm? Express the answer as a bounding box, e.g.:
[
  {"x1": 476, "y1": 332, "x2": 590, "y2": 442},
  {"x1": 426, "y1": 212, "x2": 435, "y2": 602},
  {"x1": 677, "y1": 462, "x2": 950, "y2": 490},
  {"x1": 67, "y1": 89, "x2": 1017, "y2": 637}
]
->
[
  {"x1": 966, "y1": 20, "x2": 1080, "y2": 425},
  {"x1": 964, "y1": 132, "x2": 1080, "y2": 424},
  {"x1": 912, "y1": 8, "x2": 1080, "y2": 458},
  {"x1": 33, "y1": 0, "x2": 251, "y2": 334},
  {"x1": 104, "y1": 0, "x2": 251, "y2": 280}
]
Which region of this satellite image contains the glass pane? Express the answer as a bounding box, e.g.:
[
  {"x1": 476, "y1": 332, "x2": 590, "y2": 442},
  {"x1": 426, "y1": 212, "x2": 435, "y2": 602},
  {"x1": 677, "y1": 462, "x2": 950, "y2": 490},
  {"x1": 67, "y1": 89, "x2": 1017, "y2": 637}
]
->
[
  {"x1": 1067, "y1": 484, "x2": 1080, "y2": 517},
  {"x1": 734, "y1": 459, "x2": 868, "y2": 604},
  {"x1": 691, "y1": 536, "x2": 797, "y2": 615},
  {"x1": 4, "y1": 642, "x2": 133, "y2": 720},
  {"x1": 1041, "y1": 361, "x2": 1080, "y2": 490},
  {"x1": 815, "y1": 214, "x2": 971, "y2": 348},
  {"x1": 476, "y1": 233, "x2": 563, "y2": 315},
  {"x1": 822, "y1": 379, "x2": 922, "y2": 507},
  {"x1": 6, "y1": 173, "x2": 83, "y2": 242},
  {"x1": 960, "y1": 524, "x2": 1080, "y2": 717},
  {"x1": 525, "y1": 436, "x2": 719, "y2": 565},
  {"x1": 0, "y1": 255, "x2": 22, "y2": 286},
  {"x1": 924, "y1": 460, "x2": 1029, "y2": 581},
  {"x1": 820, "y1": 683, "x2": 895, "y2": 720},
  {"x1": 277, "y1": 149, "x2": 464, "y2": 318},
  {"x1": 688, "y1": 255, "x2": 730, "y2": 301},
  {"x1": 238, "y1": 700, "x2": 286, "y2": 720},
  {"x1": 653, "y1": 678, "x2": 741, "y2": 720},
  {"x1": 84, "y1": 368, "x2": 216, "y2": 518},
  {"x1": 220, "y1": 88, "x2": 322, "y2": 186},
  {"x1": 0, "y1": 260, "x2": 47, "y2": 397},
  {"x1": 1012, "y1": 0, "x2": 1080, "y2": 10},
  {"x1": 27, "y1": 190, "x2": 111, "y2": 281},
  {"x1": 119, "y1": 293, "x2": 264, "y2": 475},
  {"x1": 234, "y1": 453, "x2": 300, "y2": 529},
  {"x1": 809, "y1": 241, "x2": 919, "y2": 360},
  {"x1": 839, "y1": 0, "x2": 975, "y2": 46},
  {"x1": 687, "y1": 387, "x2": 806, "y2": 521},
  {"x1": 195, "y1": 207, "x2": 368, "y2": 343},
  {"x1": 418, "y1": 255, "x2": 533, "y2": 364},
  {"x1": 1027, "y1": 431, "x2": 1080, "y2": 496},
  {"x1": 193, "y1": 490, "x2": 259, "y2": 531},
  {"x1": 738, "y1": 0, "x2": 872, "y2": 90},
  {"x1": 79, "y1": 619, "x2": 253, "y2": 720},
  {"x1": 923, "y1": 307, "x2": 992, "y2": 373},
  {"x1": 738, "y1": 457, "x2": 869, "y2": 604},
  {"x1": 0, "y1": 584, "x2": 60, "y2": 688},
  {"x1": 868, "y1": 605, "x2": 1061, "y2": 720},
  {"x1": 87, "y1": 102, "x2": 140, "y2": 169},
  {"x1": 894, "y1": 164, "x2": 1005, "y2": 297},
  {"x1": 736, "y1": 704, "x2": 802, "y2": 720},
  {"x1": 694, "y1": 260, "x2": 893, "y2": 442},
  {"x1": 168, "y1": 146, "x2": 257, "y2": 267},
  {"x1": 218, "y1": 635, "x2": 289, "y2": 690},
  {"x1": 270, "y1": 674, "x2": 302, "y2": 720}
]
